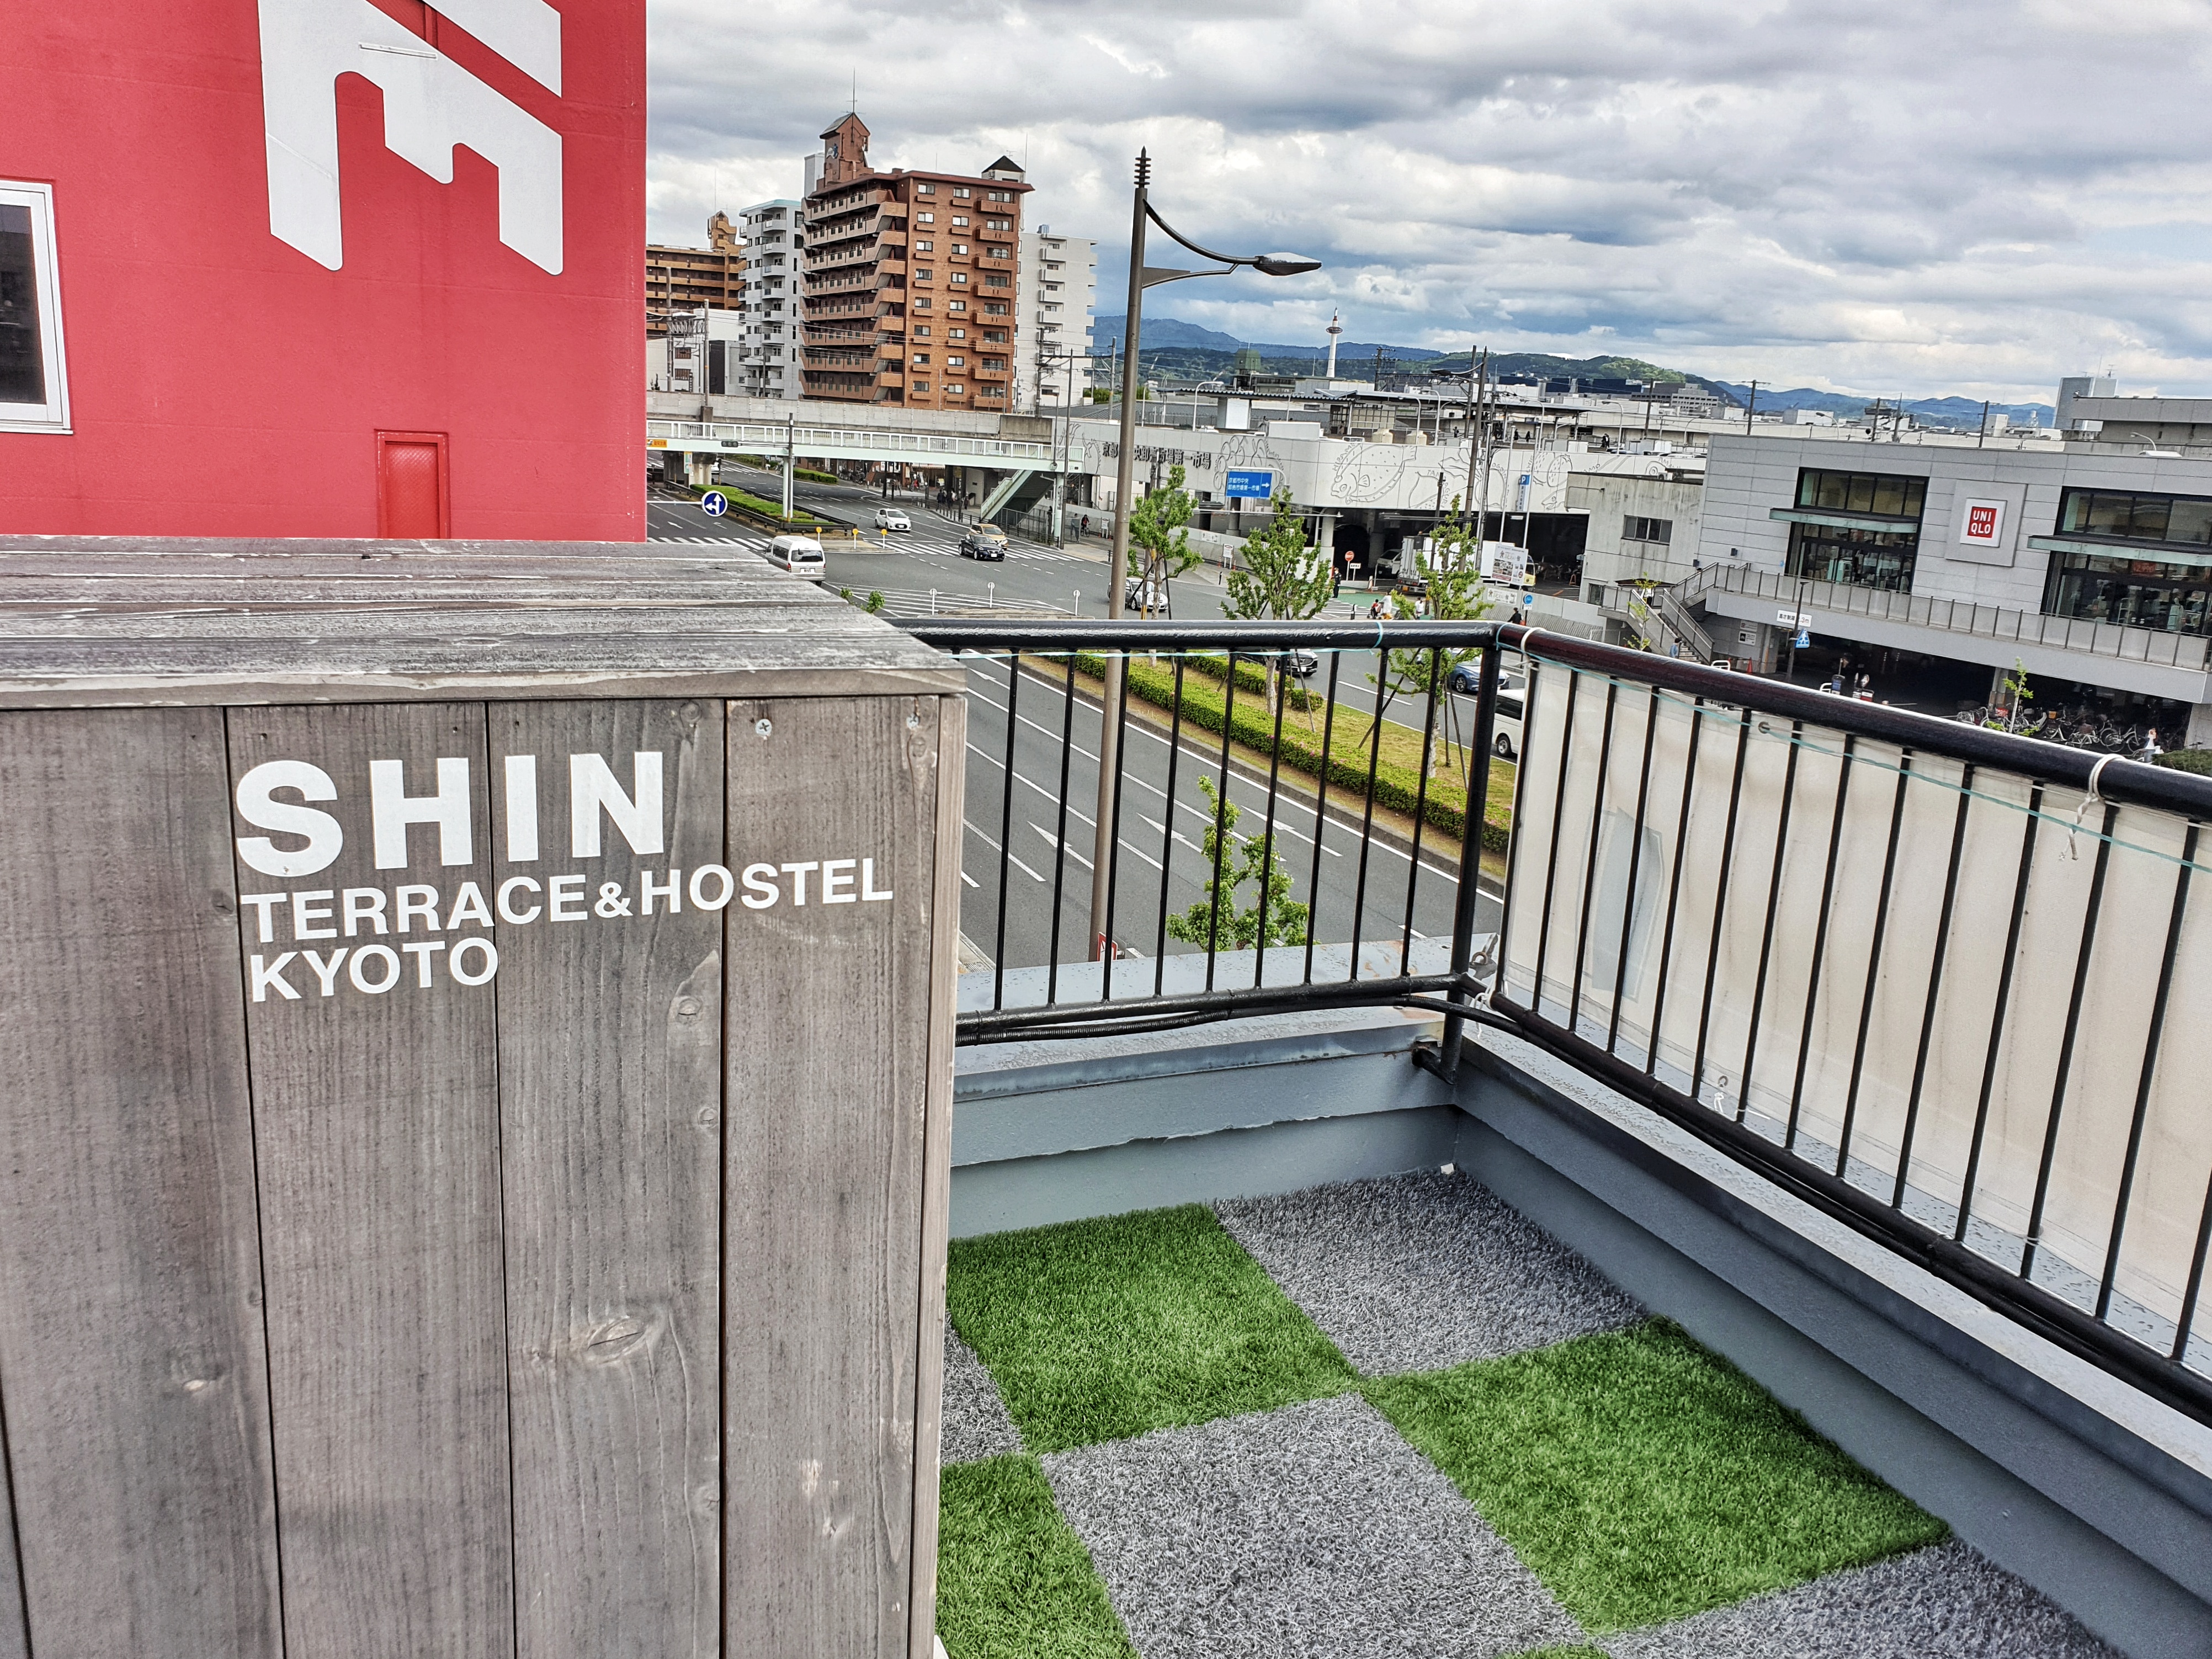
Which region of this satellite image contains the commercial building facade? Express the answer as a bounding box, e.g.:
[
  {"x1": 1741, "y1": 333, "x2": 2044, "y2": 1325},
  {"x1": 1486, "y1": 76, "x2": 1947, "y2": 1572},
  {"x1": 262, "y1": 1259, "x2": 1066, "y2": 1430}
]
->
[
  {"x1": 800, "y1": 114, "x2": 1030, "y2": 411},
  {"x1": 4, "y1": 0, "x2": 646, "y2": 539},
  {"x1": 1692, "y1": 428, "x2": 2212, "y2": 740}
]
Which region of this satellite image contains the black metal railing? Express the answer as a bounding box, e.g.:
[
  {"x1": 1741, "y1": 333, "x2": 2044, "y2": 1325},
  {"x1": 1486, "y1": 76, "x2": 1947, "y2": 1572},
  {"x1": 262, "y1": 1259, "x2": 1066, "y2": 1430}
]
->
[
  {"x1": 903, "y1": 618, "x2": 2212, "y2": 1428},
  {"x1": 901, "y1": 621, "x2": 1501, "y2": 1050}
]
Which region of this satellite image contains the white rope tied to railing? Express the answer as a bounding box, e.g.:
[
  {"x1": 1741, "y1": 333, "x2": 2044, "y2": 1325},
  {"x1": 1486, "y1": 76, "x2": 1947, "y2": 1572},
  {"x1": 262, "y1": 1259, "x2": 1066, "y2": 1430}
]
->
[{"x1": 2069, "y1": 751, "x2": 2117, "y2": 860}]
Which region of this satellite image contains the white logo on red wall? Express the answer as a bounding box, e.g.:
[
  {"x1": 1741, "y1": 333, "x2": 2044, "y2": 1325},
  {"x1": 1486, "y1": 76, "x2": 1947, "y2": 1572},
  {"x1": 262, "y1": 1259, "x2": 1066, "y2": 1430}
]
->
[
  {"x1": 1959, "y1": 497, "x2": 2007, "y2": 547},
  {"x1": 258, "y1": 0, "x2": 565, "y2": 274}
]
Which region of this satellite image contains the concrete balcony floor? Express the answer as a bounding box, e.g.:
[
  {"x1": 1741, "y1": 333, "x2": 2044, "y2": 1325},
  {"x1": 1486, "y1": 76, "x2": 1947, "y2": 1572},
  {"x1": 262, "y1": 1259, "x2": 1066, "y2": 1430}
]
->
[{"x1": 934, "y1": 1170, "x2": 2118, "y2": 1658}]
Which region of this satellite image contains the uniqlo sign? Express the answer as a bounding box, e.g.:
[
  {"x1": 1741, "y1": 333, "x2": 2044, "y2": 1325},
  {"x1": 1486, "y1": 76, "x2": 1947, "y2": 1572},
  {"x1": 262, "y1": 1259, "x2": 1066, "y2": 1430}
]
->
[
  {"x1": 1959, "y1": 497, "x2": 2008, "y2": 547},
  {"x1": 0, "y1": 0, "x2": 644, "y2": 539}
]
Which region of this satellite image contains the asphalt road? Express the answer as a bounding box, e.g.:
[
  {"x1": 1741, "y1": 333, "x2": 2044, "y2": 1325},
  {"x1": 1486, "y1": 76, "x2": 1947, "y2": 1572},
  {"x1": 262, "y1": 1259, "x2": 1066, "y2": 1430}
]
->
[
  {"x1": 649, "y1": 475, "x2": 1511, "y2": 972},
  {"x1": 956, "y1": 656, "x2": 1502, "y2": 974},
  {"x1": 647, "y1": 471, "x2": 1508, "y2": 740}
]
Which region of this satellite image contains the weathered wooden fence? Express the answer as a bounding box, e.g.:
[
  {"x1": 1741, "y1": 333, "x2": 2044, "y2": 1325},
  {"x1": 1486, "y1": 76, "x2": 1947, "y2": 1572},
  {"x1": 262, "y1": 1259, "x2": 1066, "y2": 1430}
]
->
[{"x1": 0, "y1": 538, "x2": 966, "y2": 1658}]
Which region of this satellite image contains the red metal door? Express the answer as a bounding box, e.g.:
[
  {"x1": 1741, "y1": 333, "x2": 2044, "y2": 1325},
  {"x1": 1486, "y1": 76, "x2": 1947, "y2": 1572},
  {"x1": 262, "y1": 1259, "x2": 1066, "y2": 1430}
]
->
[{"x1": 376, "y1": 432, "x2": 449, "y2": 538}]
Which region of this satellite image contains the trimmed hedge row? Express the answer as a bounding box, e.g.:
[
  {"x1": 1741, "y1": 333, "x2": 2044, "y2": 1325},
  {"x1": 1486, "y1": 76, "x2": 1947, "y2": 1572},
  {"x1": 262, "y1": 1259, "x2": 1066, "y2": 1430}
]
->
[
  {"x1": 1068, "y1": 650, "x2": 1511, "y2": 855},
  {"x1": 2157, "y1": 747, "x2": 2212, "y2": 776}
]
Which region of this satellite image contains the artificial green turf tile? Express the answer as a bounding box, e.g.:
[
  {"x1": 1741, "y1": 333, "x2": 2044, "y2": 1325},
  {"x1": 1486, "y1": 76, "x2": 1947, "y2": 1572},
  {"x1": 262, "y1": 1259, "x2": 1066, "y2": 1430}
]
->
[
  {"x1": 936, "y1": 1454, "x2": 1137, "y2": 1659},
  {"x1": 1364, "y1": 1318, "x2": 1948, "y2": 1633},
  {"x1": 947, "y1": 1203, "x2": 1359, "y2": 1453}
]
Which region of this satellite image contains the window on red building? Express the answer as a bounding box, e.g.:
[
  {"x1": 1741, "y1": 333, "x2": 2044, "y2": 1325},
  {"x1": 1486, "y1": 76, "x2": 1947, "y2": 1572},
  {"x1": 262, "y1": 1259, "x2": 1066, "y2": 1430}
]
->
[{"x1": 0, "y1": 184, "x2": 68, "y2": 432}]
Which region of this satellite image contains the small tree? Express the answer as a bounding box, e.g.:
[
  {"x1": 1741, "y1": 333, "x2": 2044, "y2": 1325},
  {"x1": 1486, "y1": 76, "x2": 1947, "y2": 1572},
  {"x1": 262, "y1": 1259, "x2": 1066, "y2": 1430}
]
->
[
  {"x1": 1126, "y1": 463, "x2": 1201, "y2": 618},
  {"x1": 1224, "y1": 488, "x2": 1334, "y2": 623},
  {"x1": 1997, "y1": 657, "x2": 2032, "y2": 733},
  {"x1": 1222, "y1": 487, "x2": 1335, "y2": 714},
  {"x1": 1165, "y1": 777, "x2": 1310, "y2": 952},
  {"x1": 1369, "y1": 505, "x2": 1497, "y2": 778}
]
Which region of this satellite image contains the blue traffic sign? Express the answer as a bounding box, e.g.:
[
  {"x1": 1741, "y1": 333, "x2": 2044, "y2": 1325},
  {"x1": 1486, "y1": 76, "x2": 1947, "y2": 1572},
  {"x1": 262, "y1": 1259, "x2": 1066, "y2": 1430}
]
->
[
  {"x1": 1224, "y1": 469, "x2": 1274, "y2": 499},
  {"x1": 701, "y1": 490, "x2": 729, "y2": 517},
  {"x1": 1793, "y1": 630, "x2": 1811, "y2": 650},
  {"x1": 1520, "y1": 592, "x2": 1535, "y2": 608}
]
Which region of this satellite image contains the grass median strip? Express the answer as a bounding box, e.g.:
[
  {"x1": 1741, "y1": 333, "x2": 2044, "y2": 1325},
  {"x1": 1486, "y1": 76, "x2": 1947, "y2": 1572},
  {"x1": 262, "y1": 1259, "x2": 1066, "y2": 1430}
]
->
[
  {"x1": 1033, "y1": 649, "x2": 1517, "y2": 854},
  {"x1": 937, "y1": 1453, "x2": 1137, "y2": 1659},
  {"x1": 947, "y1": 1204, "x2": 1359, "y2": 1454},
  {"x1": 1364, "y1": 1319, "x2": 1947, "y2": 1633}
]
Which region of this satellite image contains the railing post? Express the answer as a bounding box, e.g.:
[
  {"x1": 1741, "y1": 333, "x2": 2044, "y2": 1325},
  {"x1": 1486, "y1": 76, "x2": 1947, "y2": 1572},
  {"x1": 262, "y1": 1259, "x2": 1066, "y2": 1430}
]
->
[{"x1": 1433, "y1": 632, "x2": 1503, "y2": 1081}]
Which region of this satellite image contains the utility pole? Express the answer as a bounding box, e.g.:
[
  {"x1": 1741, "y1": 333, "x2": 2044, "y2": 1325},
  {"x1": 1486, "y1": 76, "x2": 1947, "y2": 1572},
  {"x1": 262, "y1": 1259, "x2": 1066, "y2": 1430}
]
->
[
  {"x1": 1976, "y1": 398, "x2": 1990, "y2": 448},
  {"x1": 1744, "y1": 380, "x2": 1758, "y2": 435},
  {"x1": 1089, "y1": 151, "x2": 1150, "y2": 963},
  {"x1": 783, "y1": 410, "x2": 795, "y2": 521},
  {"x1": 1461, "y1": 345, "x2": 1485, "y2": 527}
]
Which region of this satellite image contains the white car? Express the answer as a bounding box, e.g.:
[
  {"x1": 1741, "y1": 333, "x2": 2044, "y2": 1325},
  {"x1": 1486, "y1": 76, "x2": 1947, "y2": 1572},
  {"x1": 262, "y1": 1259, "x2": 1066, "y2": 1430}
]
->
[
  {"x1": 765, "y1": 535, "x2": 826, "y2": 575},
  {"x1": 874, "y1": 507, "x2": 911, "y2": 531}
]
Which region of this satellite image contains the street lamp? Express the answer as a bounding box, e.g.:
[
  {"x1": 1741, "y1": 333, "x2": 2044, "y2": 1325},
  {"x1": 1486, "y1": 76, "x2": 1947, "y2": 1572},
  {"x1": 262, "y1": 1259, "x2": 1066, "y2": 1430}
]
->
[{"x1": 1089, "y1": 150, "x2": 1321, "y2": 960}]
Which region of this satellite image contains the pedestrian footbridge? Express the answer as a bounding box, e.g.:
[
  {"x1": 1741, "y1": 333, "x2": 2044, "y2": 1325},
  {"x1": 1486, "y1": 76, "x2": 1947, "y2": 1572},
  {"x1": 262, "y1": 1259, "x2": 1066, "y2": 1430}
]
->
[{"x1": 648, "y1": 416, "x2": 1052, "y2": 469}]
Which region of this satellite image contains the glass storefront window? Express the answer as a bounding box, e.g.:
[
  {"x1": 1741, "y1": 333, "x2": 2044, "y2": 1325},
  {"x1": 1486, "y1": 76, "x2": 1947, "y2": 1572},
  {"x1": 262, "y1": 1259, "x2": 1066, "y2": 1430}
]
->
[
  {"x1": 1787, "y1": 523, "x2": 1921, "y2": 593},
  {"x1": 1788, "y1": 469, "x2": 1926, "y2": 592},
  {"x1": 2042, "y1": 550, "x2": 2212, "y2": 636},
  {"x1": 2057, "y1": 487, "x2": 2212, "y2": 545},
  {"x1": 1796, "y1": 468, "x2": 1926, "y2": 521}
]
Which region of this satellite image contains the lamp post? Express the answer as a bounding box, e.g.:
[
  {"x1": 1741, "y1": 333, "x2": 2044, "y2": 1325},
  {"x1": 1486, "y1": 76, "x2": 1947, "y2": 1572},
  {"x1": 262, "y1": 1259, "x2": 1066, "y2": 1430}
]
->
[{"x1": 1088, "y1": 151, "x2": 1320, "y2": 960}]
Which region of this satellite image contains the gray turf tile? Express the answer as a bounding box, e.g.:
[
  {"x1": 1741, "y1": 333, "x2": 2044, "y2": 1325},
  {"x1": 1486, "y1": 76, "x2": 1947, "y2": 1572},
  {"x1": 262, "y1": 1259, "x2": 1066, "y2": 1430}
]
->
[
  {"x1": 1042, "y1": 1391, "x2": 1585, "y2": 1659},
  {"x1": 1602, "y1": 1539, "x2": 2123, "y2": 1658},
  {"x1": 940, "y1": 1327, "x2": 1023, "y2": 1465},
  {"x1": 1214, "y1": 1171, "x2": 1642, "y2": 1375}
]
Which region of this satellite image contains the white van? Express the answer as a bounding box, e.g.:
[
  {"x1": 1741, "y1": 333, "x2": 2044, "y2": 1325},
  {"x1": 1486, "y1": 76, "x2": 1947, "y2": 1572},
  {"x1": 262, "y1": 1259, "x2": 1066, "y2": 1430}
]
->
[
  {"x1": 1491, "y1": 683, "x2": 1527, "y2": 761},
  {"x1": 1442, "y1": 667, "x2": 1528, "y2": 761},
  {"x1": 766, "y1": 535, "x2": 826, "y2": 575}
]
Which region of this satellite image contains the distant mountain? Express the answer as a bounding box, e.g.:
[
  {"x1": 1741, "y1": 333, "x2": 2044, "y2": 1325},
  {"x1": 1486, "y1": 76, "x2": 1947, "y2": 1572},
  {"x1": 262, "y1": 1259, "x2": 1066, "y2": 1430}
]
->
[
  {"x1": 1708, "y1": 382, "x2": 2054, "y2": 429},
  {"x1": 1093, "y1": 316, "x2": 1444, "y2": 364},
  {"x1": 1083, "y1": 321, "x2": 2058, "y2": 423}
]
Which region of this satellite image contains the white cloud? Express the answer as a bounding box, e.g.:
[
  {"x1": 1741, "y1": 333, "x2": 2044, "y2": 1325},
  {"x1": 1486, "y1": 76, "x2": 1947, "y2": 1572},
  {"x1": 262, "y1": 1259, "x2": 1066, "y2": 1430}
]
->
[{"x1": 644, "y1": 0, "x2": 2212, "y2": 398}]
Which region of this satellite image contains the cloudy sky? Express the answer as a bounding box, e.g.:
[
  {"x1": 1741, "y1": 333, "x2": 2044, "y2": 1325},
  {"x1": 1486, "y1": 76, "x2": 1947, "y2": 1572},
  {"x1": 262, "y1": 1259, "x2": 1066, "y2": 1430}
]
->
[{"x1": 644, "y1": 0, "x2": 2212, "y2": 402}]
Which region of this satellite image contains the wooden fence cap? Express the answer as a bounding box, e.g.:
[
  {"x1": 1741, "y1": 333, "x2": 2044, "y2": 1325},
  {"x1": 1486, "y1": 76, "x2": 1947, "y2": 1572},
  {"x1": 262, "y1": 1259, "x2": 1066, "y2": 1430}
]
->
[{"x1": 0, "y1": 536, "x2": 964, "y2": 708}]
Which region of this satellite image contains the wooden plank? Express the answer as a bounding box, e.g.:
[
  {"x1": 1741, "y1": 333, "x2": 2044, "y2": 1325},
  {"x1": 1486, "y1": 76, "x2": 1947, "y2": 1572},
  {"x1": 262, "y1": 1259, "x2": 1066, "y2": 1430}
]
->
[
  {"x1": 492, "y1": 699, "x2": 724, "y2": 1659},
  {"x1": 722, "y1": 694, "x2": 942, "y2": 1657},
  {"x1": 229, "y1": 700, "x2": 515, "y2": 1659},
  {"x1": 907, "y1": 693, "x2": 966, "y2": 1659},
  {"x1": 0, "y1": 663, "x2": 967, "y2": 713},
  {"x1": 0, "y1": 1413, "x2": 24, "y2": 1659},
  {"x1": 0, "y1": 605, "x2": 874, "y2": 641},
  {"x1": 0, "y1": 708, "x2": 283, "y2": 1656}
]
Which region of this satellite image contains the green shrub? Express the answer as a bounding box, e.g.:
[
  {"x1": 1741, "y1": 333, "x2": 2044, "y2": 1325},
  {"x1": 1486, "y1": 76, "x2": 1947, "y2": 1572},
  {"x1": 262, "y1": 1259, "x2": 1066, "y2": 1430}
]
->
[
  {"x1": 2157, "y1": 747, "x2": 2212, "y2": 775},
  {"x1": 1064, "y1": 650, "x2": 1511, "y2": 853}
]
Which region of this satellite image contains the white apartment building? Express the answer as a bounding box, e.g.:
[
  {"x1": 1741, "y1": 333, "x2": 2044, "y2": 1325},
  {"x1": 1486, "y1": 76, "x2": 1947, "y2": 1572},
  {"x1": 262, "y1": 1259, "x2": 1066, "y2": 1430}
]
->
[
  {"x1": 646, "y1": 307, "x2": 745, "y2": 394},
  {"x1": 738, "y1": 199, "x2": 805, "y2": 400},
  {"x1": 1017, "y1": 227, "x2": 1096, "y2": 410}
]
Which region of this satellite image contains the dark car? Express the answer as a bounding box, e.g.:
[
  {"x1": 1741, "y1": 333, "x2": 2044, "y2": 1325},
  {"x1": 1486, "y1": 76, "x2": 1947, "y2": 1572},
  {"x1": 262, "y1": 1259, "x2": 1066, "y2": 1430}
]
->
[
  {"x1": 1447, "y1": 663, "x2": 1526, "y2": 697},
  {"x1": 959, "y1": 523, "x2": 1009, "y2": 561},
  {"x1": 1232, "y1": 647, "x2": 1320, "y2": 680}
]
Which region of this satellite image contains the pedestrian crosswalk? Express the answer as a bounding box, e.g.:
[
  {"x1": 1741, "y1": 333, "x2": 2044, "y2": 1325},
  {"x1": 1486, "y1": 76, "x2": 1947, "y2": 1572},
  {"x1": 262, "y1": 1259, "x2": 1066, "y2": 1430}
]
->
[
  {"x1": 648, "y1": 529, "x2": 1088, "y2": 564},
  {"x1": 838, "y1": 586, "x2": 1073, "y2": 620}
]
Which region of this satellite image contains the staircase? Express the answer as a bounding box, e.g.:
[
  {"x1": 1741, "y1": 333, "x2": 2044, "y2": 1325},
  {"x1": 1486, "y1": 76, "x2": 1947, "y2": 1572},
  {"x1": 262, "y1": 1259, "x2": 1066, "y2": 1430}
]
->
[{"x1": 1621, "y1": 578, "x2": 1717, "y2": 663}]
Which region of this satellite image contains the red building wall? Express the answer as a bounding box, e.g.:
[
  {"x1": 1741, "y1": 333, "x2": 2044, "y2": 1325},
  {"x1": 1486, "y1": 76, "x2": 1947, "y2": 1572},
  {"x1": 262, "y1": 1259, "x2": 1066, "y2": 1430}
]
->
[{"x1": 0, "y1": 0, "x2": 644, "y2": 540}]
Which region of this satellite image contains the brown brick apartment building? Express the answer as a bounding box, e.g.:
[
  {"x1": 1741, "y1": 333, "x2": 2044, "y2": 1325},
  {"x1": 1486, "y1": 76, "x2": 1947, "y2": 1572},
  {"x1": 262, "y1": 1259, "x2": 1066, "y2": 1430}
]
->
[
  {"x1": 646, "y1": 228, "x2": 743, "y2": 337},
  {"x1": 800, "y1": 114, "x2": 1031, "y2": 408}
]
